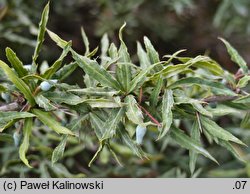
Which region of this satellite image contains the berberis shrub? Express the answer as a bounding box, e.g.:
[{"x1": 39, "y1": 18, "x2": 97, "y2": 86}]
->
[{"x1": 0, "y1": 3, "x2": 249, "y2": 177}]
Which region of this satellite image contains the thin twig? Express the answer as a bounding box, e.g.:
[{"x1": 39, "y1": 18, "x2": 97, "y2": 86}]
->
[
  {"x1": 202, "y1": 95, "x2": 238, "y2": 103},
  {"x1": 138, "y1": 104, "x2": 162, "y2": 127},
  {"x1": 0, "y1": 102, "x2": 21, "y2": 111}
]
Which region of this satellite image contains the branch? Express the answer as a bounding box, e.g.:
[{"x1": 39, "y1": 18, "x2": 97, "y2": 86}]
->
[
  {"x1": 202, "y1": 95, "x2": 238, "y2": 103},
  {"x1": 0, "y1": 102, "x2": 21, "y2": 112}
]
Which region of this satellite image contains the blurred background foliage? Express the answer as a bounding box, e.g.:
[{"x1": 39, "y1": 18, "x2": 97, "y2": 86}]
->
[{"x1": 1, "y1": 0, "x2": 250, "y2": 177}]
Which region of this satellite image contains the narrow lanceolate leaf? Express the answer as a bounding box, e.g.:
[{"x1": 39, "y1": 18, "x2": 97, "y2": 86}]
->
[
  {"x1": 0, "y1": 111, "x2": 35, "y2": 132},
  {"x1": 125, "y1": 95, "x2": 143, "y2": 125},
  {"x1": 192, "y1": 103, "x2": 213, "y2": 118},
  {"x1": 170, "y1": 126, "x2": 218, "y2": 164},
  {"x1": 150, "y1": 64, "x2": 190, "y2": 80},
  {"x1": 54, "y1": 62, "x2": 78, "y2": 81},
  {"x1": 90, "y1": 112, "x2": 105, "y2": 140},
  {"x1": 81, "y1": 27, "x2": 90, "y2": 55},
  {"x1": 0, "y1": 60, "x2": 35, "y2": 106},
  {"x1": 69, "y1": 87, "x2": 119, "y2": 97},
  {"x1": 240, "y1": 112, "x2": 250, "y2": 129},
  {"x1": 144, "y1": 36, "x2": 160, "y2": 63},
  {"x1": 168, "y1": 77, "x2": 236, "y2": 96},
  {"x1": 117, "y1": 127, "x2": 147, "y2": 159},
  {"x1": 108, "y1": 43, "x2": 119, "y2": 59},
  {"x1": 35, "y1": 94, "x2": 56, "y2": 111},
  {"x1": 84, "y1": 98, "x2": 122, "y2": 108},
  {"x1": 72, "y1": 51, "x2": 121, "y2": 90},
  {"x1": 102, "y1": 108, "x2": 125, "y2": 140},
  {"x1": 129, "y1": 62, "x2": 159, "y2": 93},
  {"x1": 189, "y1": 121, "x2": 201, "y2": 174},
  {"x1": 47, "y1": 29, "x2": 68, "y2": 48},
  {"x1": 237, "y1": 76, "x2": 250, "y2": 88},
  {"x1": 219, "y1": 38, "x2": 248, "y2": 74},
  {"x1": 88, "y1": 142, "x2": 103, "y2": 167},
  {"x1": 201, "y1": 116, "x2": 246, "y2": 146},
  {"x1": 137, "y1": 41, "x2": 151, "y2": 69},
  {"x1": 32, "y1": 109, "x2": 74, "y2": 136},
  {"x1": 5, "y1": 47, "x2": 28, "y2": 77},
  {"x1": 158, "y1": 90, "x2": 174, "y2": 140},
  {"x1": 31, "y1": 2, "x2": 50, "y2": 73},
  {"x1": 100, "y1": 33, "x2": 109, "y2": 66},
  {"x1": 19, "y1": 118, "x2": 33, "y2": 168},
  {"x1": 52, "y1": 135, "x2": 68, "y2": 164},
  {"x1": 218, "y1": 140, "x2": 246, "y2": 163},
  {"x1": 192, "y1": 59, "x2": 224, "y2": 76},
  {"x1": 43, "y1": 91, "x2": 84, "y2": 105},
  {"x1": 42, "y1": 42, "x2": 71, "y2": 79},
  {"x1": 116, "y1": 23, "x2": 131, "y2": 92},
  {"x1": 233, "y1": 95, "x2": 250, "y2": 104},
  {"x1": 149, "y1": 76, "x2": 163, "y2": 107}
]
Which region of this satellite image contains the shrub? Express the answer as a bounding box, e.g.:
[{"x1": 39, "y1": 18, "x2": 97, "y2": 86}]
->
[{"x1": 0, "y1": 2, "x2": 249, "y2": 177}]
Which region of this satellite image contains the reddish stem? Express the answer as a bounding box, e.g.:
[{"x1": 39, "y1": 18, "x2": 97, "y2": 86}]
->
[{"x1": 138, "y1": 104, "x2": 162, "y2": 127}]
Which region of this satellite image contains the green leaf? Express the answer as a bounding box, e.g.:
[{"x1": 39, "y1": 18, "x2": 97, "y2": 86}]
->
[
  {"x1": 53, "y1": 62, "x2": 78, "y2": 81},
  {"x1": 128, "y1": 62, "x2": 160, "y2": 93},
  {"x1": 192, "y1": 103, "x2": 213, "y2": 118},
  {"x1": 19, "y1": 118, "x2": 33, "y2": 168},
  {"x1": 233, "y1": 95, "x2": 250, "y2": 104},
  {"x1": 72, "y1": 51, "x2": 121, "y2": 90},
  {"x1": 102, "y1": 108, "x2": 125, "y2": 140},
  {"x1": 32, "y1": 109, "x2": 74, "y2": 136},
  {"x1": 90, "y1": 112, "x2": 105, "y2": 140},
  {"x1": 144, "y1": 36, "x2": 162, "y2": 71},
  {"x1": 218, "y1": 140, "x2": 246, "y2": 163},
  {"x1": 189, "y1": 121, "x2": 201, "y2": 174},
  {"x1": 43, "y1": 91, "x2": 84, "y2": 105},
  {"x1": 5, "y1": 47, "x2": 28, "y2": 78},
  {"x1": 149, "y1": 76, "x2": 163, "y2": 107},
  {"x1": 168, "y1": 77, "x2": 236, "y2": 96},
  {"x1": 240, "y1": 112, "x2": 250, "y2": 129},
  {"x1": 35, "y1": 94, "x2": 56, "y2": 111},
  {"x1": 31, "y1": 2, "x2": 50, "y2": 73},
  {"x1": 108, "y1": 43, "x2": 119, "y2": 59},
  {"x1": 47, "y1": 29, "x2": 68, "y2": 48},
  {"x1": 125, "y1": 95, "x2": 143, "y2": 125},
  {"x1": 151, "y1": 55, "x2": 216, "y2": 80},
  {"x1": 84, "y1": 98, "x2": 123, "y2": 108},
  {"x1": 116, "y1": 23, "x2": 132, "y2": 92},
  {"x1": 174, "y1": 90, "x2": 212, "y2": 117},
  {"x1": 0, "y1": 111, "x2": 35, "y2": 132},
  {"x1": 201, "y1": 116, "x2": 246, "y2": 146},
  {"x1": 237, "y1": 76, "x2": 250, "y2": 88},
  {"x1": 137, "y1": 41, "x2": 151, "y2": 69},
  {"x1": 170, "y1": 126, "x2": 218, "y2": 164},
  {"x1": 163, "y1": 49, "x2": 186, "y2": 64},
  {"x1": 100, "y1": 33, "x2": 110, "y2": 66},
  {"x1": 0, "y1": 60, "x2": 35, "y2": 106},
  {"x1": 117, "y1": 127, "x2": 147, "y2": 159},
  {"x1": 52, "y1": 135, "x2": 67, "y2": 164},
  {"x1": 150, "y1": 64, "x2": 189, "y2": 80},
  {"x1": 219, "y1": 38, "x2": 248, "y2": 74},
  {"x1": 192, "y1": 59, "x2": 224, "y2": 76},
  {"x1": 158, "y1": 89, "x2": 174, "y2": 139},
  {"x1": 42, "y1": 42, "x2": 71, "y2": 79},
  {"x1": 81, "y1": 27, "x2": 90, "y2": 55},
  {"x1": 88, "y1": 142, "x2": 103, "y2": 167},
  {"x1": 69, "y1": 87, "x2": 119, "y2": 97}
]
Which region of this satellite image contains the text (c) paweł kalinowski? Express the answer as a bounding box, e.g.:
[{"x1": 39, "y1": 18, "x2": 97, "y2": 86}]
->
[{"x1": 20, "y1": 180, "x2": 104, "y2": 190}]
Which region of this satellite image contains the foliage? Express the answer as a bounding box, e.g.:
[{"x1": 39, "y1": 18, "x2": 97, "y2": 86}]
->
[{"x1": 0, "y1": 3, "x2": 250, "y2": 178}]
